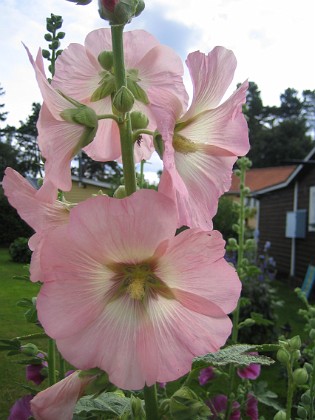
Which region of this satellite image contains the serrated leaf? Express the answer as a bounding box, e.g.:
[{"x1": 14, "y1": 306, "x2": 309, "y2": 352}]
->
[
  {"x1": 74, "y1": 392, "x2": 130, "y2": 417},
  {"x1": 253, "y1": 381, "x2": 283, "y2": 411},
  {"x1": 193, "y1": 344, "x2": 275, "y2": 369}
]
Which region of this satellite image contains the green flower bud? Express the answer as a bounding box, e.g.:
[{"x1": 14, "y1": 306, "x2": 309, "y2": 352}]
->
[
  {"x1": 301, "y1": 390, "x2": 311, "y2": 405},
  {"x1": 134, "y1": 0, "x2": 145, "y2": 16},
  {"x1": 276, "y1": 348, "x2": 290, "y2": 364},
  {"x1": 98, "y1": 51, "x2": 114, "y2": 71},
  {"x1": 304, "y1": 362, "x2": 313, "y2": 374},
  {"x1": 291, "y1": 349, "x2": 301, "y2": 361},
  {"x1": 44, "y1": 33, "x2": 52, "y2": 41},
  {"x1": 57, "y1": 31, "x2": 66, "y2": 39},
  {"x1": 113, "y1": 86, "x2": 135, "y2": 113},
  {"x1": 273, "y1": 410, "x2": 286, "y2": 420},
  {"x1": 42, "y1": 49, "x2": 50, "y2": 59},
  {"x1": 21, "y1": 343, "x2": 39, "y2": 357},
  {"x1": 113, "y1": 185, "x2": 127, "y2": 199},
  {"x1": 309, "y1": 329, "x2": 315, "y2": 340},
  {"x1": 293, "y1": 368, "x2": 309, "y2": 385},
  {"x1": 297, "y1": 405, "x2": 308, "y2": 418},
  {"x1": 98, "y1": 0, "x2": 142, "y2": 25},
  {"x1": 130, "y1": 111, "x2": 149, "y2": 130},
  {"x1": 288, "y1": 335, "x2": 301, "y2": 350}
]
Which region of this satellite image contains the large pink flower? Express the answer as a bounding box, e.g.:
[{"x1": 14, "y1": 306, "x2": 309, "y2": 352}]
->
[
  {"x1": 25, "y1": 46, "x2": 98, "y2": 191},
  {"x1": 154, "y1": 47, "x2": 249, "y2": 230},
  {"x1": 30, "y1": 371, "x2": 94, "y2": 420},
  {"x1": 37, "y1": 189, "x2": 241, "y2": 390},
  {"x1": 2, "y1": 167, "x2": 70, "y2": 281},
  {"x1": 52, "y1": 29, "x2": 188, "y2": 162}
]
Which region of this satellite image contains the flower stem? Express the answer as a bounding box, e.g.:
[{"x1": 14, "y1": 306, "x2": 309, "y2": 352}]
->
[
  {"x1": 286, "y1": 363, "x2": 295, "y2": 419},
  {"x1": 144, "y1": 384, "x2": 159, "y2": 420},
  {"x1": 48, "y1": 338, "x2": 57, "y2": 386},
  {"x1": 111, "y1": 24, "x2": 137, "y2": 196}
]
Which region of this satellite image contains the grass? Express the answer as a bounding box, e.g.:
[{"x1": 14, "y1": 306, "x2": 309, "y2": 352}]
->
[
  {"x1": 0, "y1": 248, "x2": 43, "y2": 419},
  {"x1": 0, "y1": 247, "x2": 313, "y2": 418}
]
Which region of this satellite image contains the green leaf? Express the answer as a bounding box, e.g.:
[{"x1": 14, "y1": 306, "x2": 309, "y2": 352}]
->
[
  {"x1": 253, "y1": 381, "x2": 284, "y2": 411},
  {"x1": 0, "y1": 338, "x2": 21, "y2": 352},
  {"x1": 193, "y1": 344, "x2": 275, "y2": 369},
  {"x1": 74, "y1": 391, "x2": 130, "y2": 417},
  {"x1": 250, "y1": 312, "x2": 274, "y2": 326},
  {"x1": 169, "y1": 387, "x2": 210, "y2": 420}
]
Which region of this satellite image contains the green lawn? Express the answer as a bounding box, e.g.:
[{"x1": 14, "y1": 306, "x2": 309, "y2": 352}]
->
[
  {"x1": 0, "y1": 248, "x2": 312, "y2": 418},
  {"x1": 0, "y1": 248, "x2": 43, "y2": 419}
]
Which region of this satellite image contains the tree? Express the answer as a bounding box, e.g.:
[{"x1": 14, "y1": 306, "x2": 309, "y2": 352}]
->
[{"x1": 245, "y1": 82, "x2": 314, "y2": 167}]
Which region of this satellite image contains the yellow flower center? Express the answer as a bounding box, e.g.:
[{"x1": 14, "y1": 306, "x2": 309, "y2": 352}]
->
[
  {"x1": 172, "y1": 132, "x2": 199, "y2": 154},
  {"x1": 108, "y1": 261, "x2": 174, "y2": 302}
]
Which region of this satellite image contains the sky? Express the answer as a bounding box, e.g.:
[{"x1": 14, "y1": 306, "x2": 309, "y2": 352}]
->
[{"x1": 0, "y1": 0, "x2": 314, "y2": 181}]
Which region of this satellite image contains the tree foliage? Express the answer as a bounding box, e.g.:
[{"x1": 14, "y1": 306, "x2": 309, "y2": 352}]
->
[{"x1": 245, "y1": 82, "x2": 314, "y2": 167}]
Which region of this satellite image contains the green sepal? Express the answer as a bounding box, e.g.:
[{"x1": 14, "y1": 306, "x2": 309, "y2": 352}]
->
[
  {"x1": 98, "y1": 51, "x2": 114, "y2": 71},
  {"x1": 60, "y1": 106, "x2": 98, "y2": 129},
  {"x1": 153, "y1": 131, "x2": 164, "y2": 159},
  {"x1": 126, "y1": 78, "x2": 149, "y2": 105},
  {"x1": 91, "y1": 71, "x2": 116, "y2": 102}
]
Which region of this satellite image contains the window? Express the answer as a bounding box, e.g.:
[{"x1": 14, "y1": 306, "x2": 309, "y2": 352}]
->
[{"x1": 309, "y1": 186, "x2": 315, "y2": 232}]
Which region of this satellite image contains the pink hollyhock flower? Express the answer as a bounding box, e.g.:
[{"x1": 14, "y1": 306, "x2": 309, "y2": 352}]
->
[
  {"x1": 198, "y1": 366, "x2": 215, "y2": 386},
  {"x1": 8, "y1": 395, "x2": 33, "y2": 420},
  {"x1": 52, "y1": 28, "x2": 188, "y2": 163},
  {"x1": 24, "y1": 46, "x2": 98, "y2": 191},
  {"x1": 237, "y1": 353, "x2": 261, "y2": 380},
  {"x1": 154, "y1": 47, "x2": 249, "y2": 230},
  {"x1": 31, "y1": 371, "x2": 94, "y2": 420},
  {"x1": 2, "y1": 167, "x2": 70, "y2": 281},
  {"x1": 207, "y1": 394, "x2": 240, "y2": 419},
  {"x1": 26, "y1": 353, "x2": 48, "y2": 385},
  {"x1": 246, "y1": 394, "x2": 259, "y2": 420},
  {"x1": 37, "y1": 189, "x2": 241, "y2": 390}
]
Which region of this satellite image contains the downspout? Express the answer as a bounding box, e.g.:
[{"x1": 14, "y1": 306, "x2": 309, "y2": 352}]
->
[{"x1": 290, "y1": 181, "x2": 299, "y2": 276}]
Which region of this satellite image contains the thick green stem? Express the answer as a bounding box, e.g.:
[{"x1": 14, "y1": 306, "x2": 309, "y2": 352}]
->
[
  {"x1": 225, "y1": 163, "x2": 247, "y2": 420},
  {"x1": 111, "y1": 25, "x2": 137, "y2": 196},
  {"x1": 48, "y1": 338, "x2": 57, "y2": 386},
  {"x1": 308, "y1": 350, "x2": 315, "y2": 419},
  {"x1": 144, "y1": 384, "x2": 159, "y2": 420},
  {"x1": 286, "y1": 363, "x2": 295, "y2": 419},
  {"x1": 59, "y1": 352, "x2": 66, "y2": 380}
]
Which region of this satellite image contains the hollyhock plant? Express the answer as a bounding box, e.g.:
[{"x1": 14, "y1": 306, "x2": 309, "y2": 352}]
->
[
  {"x1": 25, "y1": 46, "x2": 99, "y2": 191},
  {"x1": 26, "y1": 353, "x2": 48, "y2": 385},
  {"x1": 207, "y1": 394, "x2": 240, "y2": 419},
  {"x1": 51, "y1": 28, "x2": 188, "y2": 162},
  {"x1": 246, "y1": 394, "x2": 259, "y2": 420},
  {"x1": 237, "y1": 355, "x2": 261, "y2": 380},
  {"x1": 154, "y1": 47, "x2": 249, "y2": 230},
  {"x1": 31, "y1": 371, "x2": 95, "y2": 420},
  {"x1": 2, "y1": 167, "x2": 70, "y2": 282},
  {"x1": 8, "y1": 395, "x2": 33, "y2": 420},
  {"x1": 198, "y1": 366, "x2": 215, "y2": 386},
  {"x1": 37, "y1": 189, "x2": 241, "y2": 390}
]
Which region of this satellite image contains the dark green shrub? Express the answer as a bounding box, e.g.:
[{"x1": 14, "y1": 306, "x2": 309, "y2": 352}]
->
[
  {"x1": 213, "y1": 196, "x2": 239, "y2": 240},
  {"x1": 9, "y1": 237, "x2": 32, "y2": 263}
]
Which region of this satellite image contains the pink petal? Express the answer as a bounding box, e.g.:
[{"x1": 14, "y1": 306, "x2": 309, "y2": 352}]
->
[
  {"x1": 183, "y1": 47, "x2": 237, "y2": 120},
  {"x1": 31, "y1": 371, "x2": 93, "y2": 420}
]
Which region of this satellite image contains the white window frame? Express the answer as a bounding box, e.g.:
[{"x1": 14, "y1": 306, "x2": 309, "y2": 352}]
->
[{"x1": 309, "y1": 186, "x2": 315, "y2": 232}]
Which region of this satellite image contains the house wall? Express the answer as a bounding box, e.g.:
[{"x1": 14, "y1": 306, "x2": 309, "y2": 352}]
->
[
  {"x1": 63, "y1": 181, "x2": 111, "y2": 203},
  {"x1": 258, "y1": 165, "x2": 315, "y2": 282},
  {"x1": 258, "y1": 185, "x2": 294, "y2": 278},
  {"x1": 295, "y1": 167, "x2": 315, "y2": 279}
]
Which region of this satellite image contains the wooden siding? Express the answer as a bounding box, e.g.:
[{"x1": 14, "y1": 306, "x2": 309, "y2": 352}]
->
[
  {"x1": 258, "y1": 185, "x2": 294, "y2": 277},
  {"x1": 63, "y1": 181, "x2": 111, "y2": 203},
  {"x1": 295, "y1": 166, "x2": 315, "y2": 279}
]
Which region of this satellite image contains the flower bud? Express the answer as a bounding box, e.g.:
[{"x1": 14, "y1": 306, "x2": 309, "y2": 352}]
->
[
  {"x1": 289, "y1": 335, "x2": 301, "y2": 350},
  {"x1": 21, "y1": 343, "x2": 39, "y2": 357},
  {"x1": 301, "y1": 390, "x2": 311, "y2": 405},
  {"x1": 130, "y1": 111, "x2": 149, "y2": 130},
  {"x1": 113, "y1": 185, "x2": 127, "y2": 199},
  {"x1": 293, "y1": 368, "x2": 308, "y2": 385},
  {"x1": 273, "y1": 411, "x2": 286, "y2": 420},
  {"x1": 98, "y1": 51, "x2": 114, "y2": 71},
  {"x1": 291, "y1": 350, "x2": 301, "y2": 361},
  {"x1": 297, "y1": 405, "x2": 308, "y2": 418},
  {"x1": 276, "y1": 348, "x2": 290, "y2": 364},
  {"x1": 98, "y1": 0, "x2": 144, "y2": 25},
  {"x1": 304, "y1": 362, "x2": 313, "y2": 374},
  {"x1": 309, "y1": 329, "x2": 315, "y2": 340},
  {"x1": 153, "y1": 131, "x2": 164, "y2": 160},
  {"x1": 113, "y1": 86, "x2": 135, "y2": 113}
]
